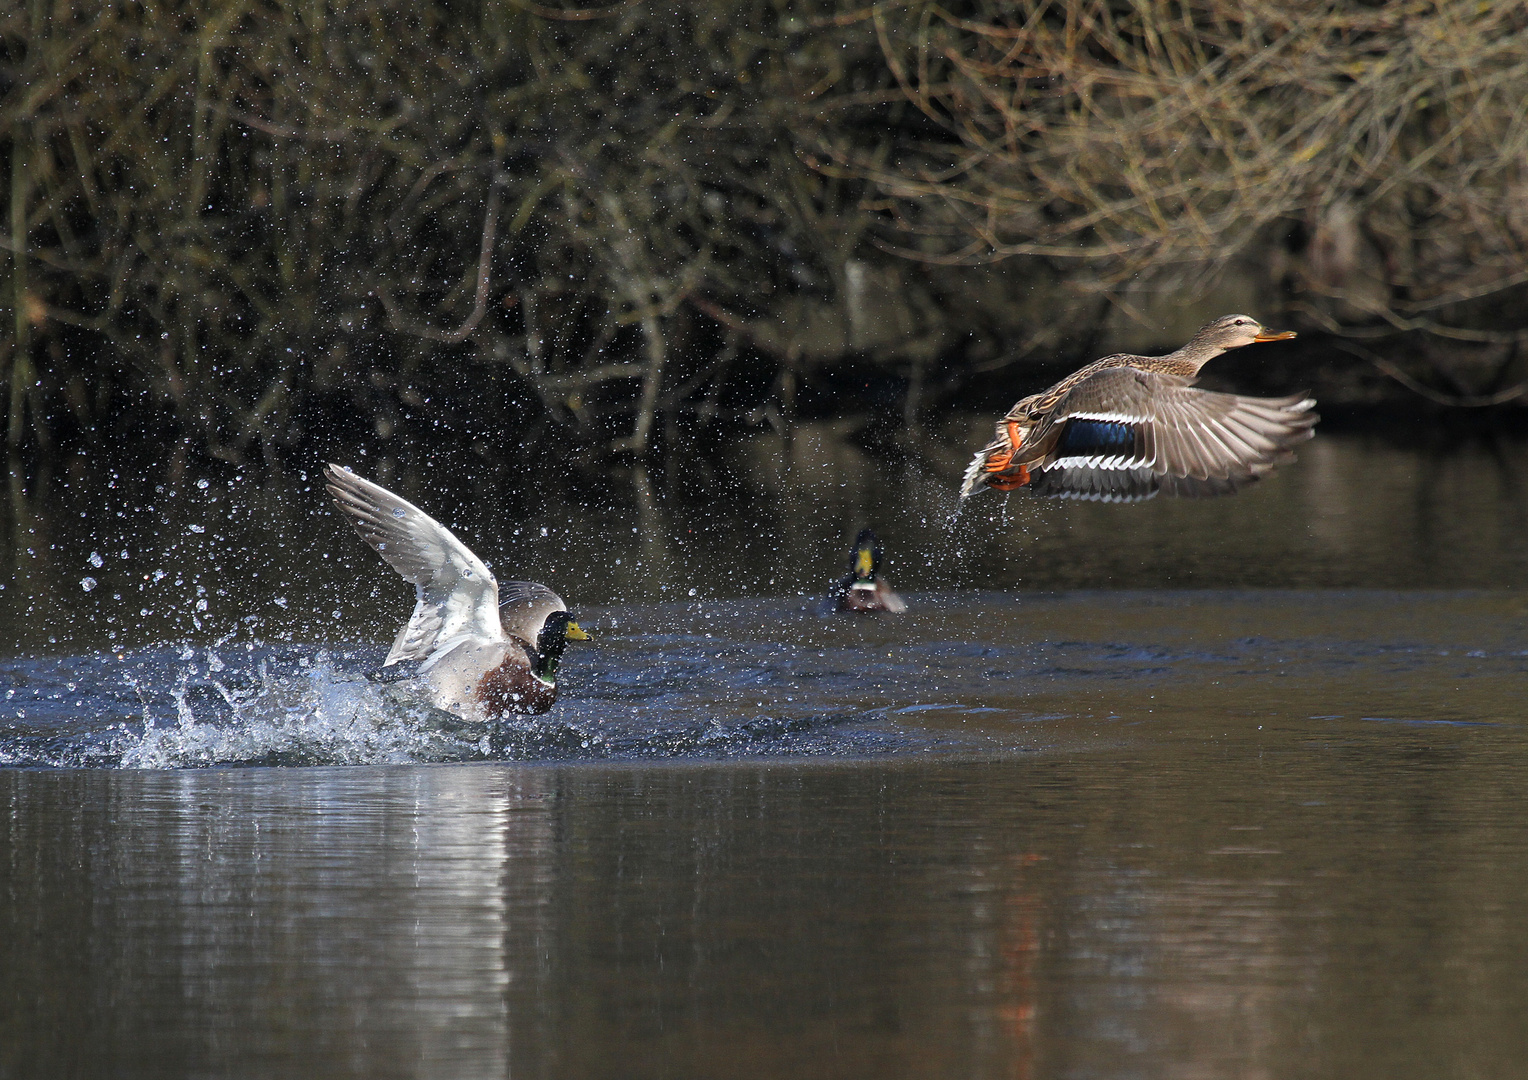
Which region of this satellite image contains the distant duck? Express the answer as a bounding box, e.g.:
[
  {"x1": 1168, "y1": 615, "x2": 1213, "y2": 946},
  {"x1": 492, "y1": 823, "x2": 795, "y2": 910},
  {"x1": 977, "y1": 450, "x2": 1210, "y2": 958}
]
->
[
  {"x1": 324, "y1": 464, "x2": 590, "y2": 718},
  {"x1": 960, "y1": 315, "x2": 1316, "y2": 503},
  {"x1": 834, "y1": 529, "x2": 907, "y2": 613}
]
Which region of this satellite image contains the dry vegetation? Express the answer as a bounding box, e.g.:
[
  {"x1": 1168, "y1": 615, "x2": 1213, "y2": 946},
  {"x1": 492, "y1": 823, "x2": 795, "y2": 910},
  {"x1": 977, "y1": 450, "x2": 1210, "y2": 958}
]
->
[
  {"x1": 3, "y1": 1, "x2": 1527, "y2": 462},
  {"x1": 1, "y1": 0, "x2": 901, "y2": 460},
  {"x1": 837, "y1": 1, "x2": 1528, "y2": 367}
]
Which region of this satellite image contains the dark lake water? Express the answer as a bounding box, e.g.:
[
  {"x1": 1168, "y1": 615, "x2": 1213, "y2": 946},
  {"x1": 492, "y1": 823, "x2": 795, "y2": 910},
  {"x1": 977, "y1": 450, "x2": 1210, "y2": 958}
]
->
[{"x1": 3, "y1": 419, "x2": 1527, "y2": 1076}]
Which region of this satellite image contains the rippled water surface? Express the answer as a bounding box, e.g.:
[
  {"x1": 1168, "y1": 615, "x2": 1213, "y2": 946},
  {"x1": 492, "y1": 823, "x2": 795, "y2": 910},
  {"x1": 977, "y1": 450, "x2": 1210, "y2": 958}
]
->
[{"x1": 2, "y1": 423, "x2": 1527, "y2": 1076}]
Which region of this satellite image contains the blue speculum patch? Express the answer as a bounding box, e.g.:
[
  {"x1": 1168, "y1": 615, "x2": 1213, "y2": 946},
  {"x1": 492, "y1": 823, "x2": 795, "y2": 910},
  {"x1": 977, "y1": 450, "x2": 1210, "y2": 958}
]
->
[{"x1": 1057, "y1": 418, "x2": 1136, "y2": 457}]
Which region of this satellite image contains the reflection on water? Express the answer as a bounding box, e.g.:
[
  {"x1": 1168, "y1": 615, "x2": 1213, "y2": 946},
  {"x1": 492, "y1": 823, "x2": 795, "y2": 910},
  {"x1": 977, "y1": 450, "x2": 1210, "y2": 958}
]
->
[
  {"x1": 0, "y1": 768, "x2": 532, "y2": 1077},
  {"x1": 4, "y1": 743, "x2": 1528, "y2": 1079}
]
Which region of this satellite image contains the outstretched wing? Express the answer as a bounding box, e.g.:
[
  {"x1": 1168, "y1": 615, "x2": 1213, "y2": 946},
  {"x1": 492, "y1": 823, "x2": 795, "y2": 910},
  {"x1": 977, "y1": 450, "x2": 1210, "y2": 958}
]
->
[
  {"x1": 324, "y1": 464, "x2": 503, "y2": 665},
  {"x1": 497, "y1": 580, "x2": 568, "y2": 646},
  {"x1": 1024, "y1": 368, "x2": 1316, "y2": 500},
  {"x1": 1025, "y1": 464, "x2": 1247, "y2": 502}
]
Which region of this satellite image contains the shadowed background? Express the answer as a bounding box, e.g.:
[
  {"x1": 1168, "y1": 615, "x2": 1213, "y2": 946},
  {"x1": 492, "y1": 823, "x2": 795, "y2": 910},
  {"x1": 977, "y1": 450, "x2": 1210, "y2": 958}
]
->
[{"x1": 4, "y1": 0, "x2": 1528, "y2": 465}]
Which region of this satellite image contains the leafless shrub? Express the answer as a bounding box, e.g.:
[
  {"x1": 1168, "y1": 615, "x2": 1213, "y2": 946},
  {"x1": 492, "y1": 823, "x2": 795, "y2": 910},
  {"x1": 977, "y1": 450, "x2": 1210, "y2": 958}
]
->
[
  {"x1": 8, "y1": 0, "x2": 1525, "y2": 463},
  {"x1": 0, "y1": 0, "x2": 899, "y2": 458},
  {"x1": 829, "y1": 0, "x2": 1528, "y2": 348}
]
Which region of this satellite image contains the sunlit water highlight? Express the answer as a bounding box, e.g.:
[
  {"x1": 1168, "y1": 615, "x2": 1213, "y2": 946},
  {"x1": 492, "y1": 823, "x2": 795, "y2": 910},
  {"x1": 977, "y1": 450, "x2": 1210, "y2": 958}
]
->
[{"x1": 3, "y1": 591, "x2": 1523, "y2": 769}]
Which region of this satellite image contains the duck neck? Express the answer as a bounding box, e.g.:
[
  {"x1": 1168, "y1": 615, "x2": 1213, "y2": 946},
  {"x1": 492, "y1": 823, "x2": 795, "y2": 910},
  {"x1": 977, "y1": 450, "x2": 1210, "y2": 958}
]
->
[
  {"x1": 532, "y1": 652, "x2": 559, "y2": 686},
  {"x1": 1159, "y1": 333, "x2": 1227, "y2": 376},
  {"x1": 532, "y1": 619, "x2": 571, "y2": 685}
]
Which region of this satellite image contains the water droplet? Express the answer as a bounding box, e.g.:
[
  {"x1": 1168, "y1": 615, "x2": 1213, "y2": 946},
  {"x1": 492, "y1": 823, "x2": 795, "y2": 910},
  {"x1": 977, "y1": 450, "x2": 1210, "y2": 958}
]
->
[
  {"x1": 80, "y1": 577, "x2": 97, "y2": 592},
  {"x1": 392, "y1": 507, "x2": 406, "y2": 518},
  {"x1": 196, "y1": 478, "x2": 210, "y2": 489},
  {"x1": 88, "y1": 551, "x2": 103, "y2": 568}
]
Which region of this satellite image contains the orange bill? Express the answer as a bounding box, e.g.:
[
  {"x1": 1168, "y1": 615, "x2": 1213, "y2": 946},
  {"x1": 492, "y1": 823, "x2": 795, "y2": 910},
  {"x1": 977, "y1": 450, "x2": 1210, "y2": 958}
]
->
[{"x1": 1253, "y1": 329, "x2": 1297, "y2": 342}]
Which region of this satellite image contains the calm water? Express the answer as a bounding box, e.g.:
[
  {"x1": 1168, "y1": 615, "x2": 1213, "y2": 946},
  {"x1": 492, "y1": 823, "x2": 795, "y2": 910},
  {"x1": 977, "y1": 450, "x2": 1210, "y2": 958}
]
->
[{"x1": 2, "y1": 421, "x2": 1527, "y2": 1076}]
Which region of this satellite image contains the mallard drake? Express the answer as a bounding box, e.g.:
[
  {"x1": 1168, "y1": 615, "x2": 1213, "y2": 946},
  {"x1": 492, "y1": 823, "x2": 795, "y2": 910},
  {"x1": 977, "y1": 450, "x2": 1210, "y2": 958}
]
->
[
  {"x1": 833, "y1": 529, "x2": 907, "y2": 613},
  {"x1": 324, "y1": 464, "x2": 590, "y2": 718},
  {"x1": 960, "y1": 315, "x2": 1316, "y2": 503}
]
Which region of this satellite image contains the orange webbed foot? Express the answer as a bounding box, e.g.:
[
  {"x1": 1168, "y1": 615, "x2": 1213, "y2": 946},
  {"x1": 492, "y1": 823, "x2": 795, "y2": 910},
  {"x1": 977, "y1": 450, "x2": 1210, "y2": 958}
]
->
[
  {"x1": 983, "y1": 421, "x2": 1026, "y2": 475},
  {"x1": 986, "y1": 465, "x2": 1031, "y2": 492}
]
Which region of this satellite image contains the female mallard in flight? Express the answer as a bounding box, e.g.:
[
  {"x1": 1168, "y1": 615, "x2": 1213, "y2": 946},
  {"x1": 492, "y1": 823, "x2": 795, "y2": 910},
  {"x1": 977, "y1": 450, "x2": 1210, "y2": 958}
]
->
[
  {"x1": 960, "y1": 315, "x2": 1316, "y2": 503},
  {"x1": 833, "y1": 528, "x2": 907, "y2": 613},
  {"x1": 324, "y1": 464, "x2": 590, "y2": 718}
]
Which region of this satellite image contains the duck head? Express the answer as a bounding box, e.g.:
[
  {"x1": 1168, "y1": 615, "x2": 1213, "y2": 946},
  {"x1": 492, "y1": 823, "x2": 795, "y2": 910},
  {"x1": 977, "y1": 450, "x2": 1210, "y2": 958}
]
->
[
  {"x1": 533, "y1": 610, "x2": 591, "y2": 683},
  {"x1": 849, "y1": 528, "x2": 883, "y2": 583},
  {"x1": 1195, "y1": 314, "x2": 1298, "y2": 351}
]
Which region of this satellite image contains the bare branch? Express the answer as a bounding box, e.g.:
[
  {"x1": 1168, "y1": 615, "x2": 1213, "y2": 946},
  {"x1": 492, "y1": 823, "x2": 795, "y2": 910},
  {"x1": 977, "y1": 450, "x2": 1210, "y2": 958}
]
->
[
  {"x1": 376, "y1": 181, "x2": 503, "y2": 345},
  {"x1": 1334, "y1": 341, "x2": 1528, "y2": 409}
]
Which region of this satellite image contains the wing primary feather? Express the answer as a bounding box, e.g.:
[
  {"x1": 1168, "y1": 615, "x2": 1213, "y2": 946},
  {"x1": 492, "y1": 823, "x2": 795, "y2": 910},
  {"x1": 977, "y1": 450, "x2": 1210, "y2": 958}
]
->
[{"x1": 325, "y1": 464, "x2": 506, "y2": 666}]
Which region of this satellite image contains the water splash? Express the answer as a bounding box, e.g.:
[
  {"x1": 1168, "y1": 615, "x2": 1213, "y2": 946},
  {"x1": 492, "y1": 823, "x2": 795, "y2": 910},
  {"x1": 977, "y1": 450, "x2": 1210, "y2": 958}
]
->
[
  {"x1": 0, "y1": 644, "x2": 504, "y2": 769},
  {"x1": 0, "y1": 601, "x2": 971, "y2": 769},
  {"x1": 118, "y1": 651, "x2": 481, "y2": 769}
]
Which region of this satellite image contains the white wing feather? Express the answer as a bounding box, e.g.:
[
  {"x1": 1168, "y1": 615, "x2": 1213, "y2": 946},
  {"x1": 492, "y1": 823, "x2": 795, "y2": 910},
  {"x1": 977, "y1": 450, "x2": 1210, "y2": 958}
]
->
[{"x1": 324, "y1": 465, "x2": 504, "y2": 666}]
